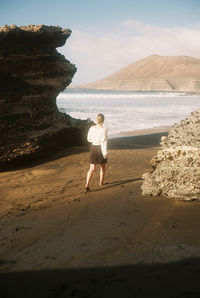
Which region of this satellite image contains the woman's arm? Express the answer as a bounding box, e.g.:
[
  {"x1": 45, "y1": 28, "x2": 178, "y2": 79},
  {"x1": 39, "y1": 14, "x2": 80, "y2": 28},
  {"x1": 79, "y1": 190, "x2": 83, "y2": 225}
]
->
[
  {"x1": 101, "y1": 128, "x2": 108, "y2": 158},
  {"x1": 87, "y1": 126, "x2": 94, "y2": 143}
]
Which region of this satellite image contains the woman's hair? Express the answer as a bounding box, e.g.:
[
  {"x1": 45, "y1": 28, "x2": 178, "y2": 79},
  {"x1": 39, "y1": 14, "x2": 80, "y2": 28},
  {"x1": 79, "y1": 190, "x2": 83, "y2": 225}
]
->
[{"x1": 96, "y1": 113, "x2": 105, "y2": 124}]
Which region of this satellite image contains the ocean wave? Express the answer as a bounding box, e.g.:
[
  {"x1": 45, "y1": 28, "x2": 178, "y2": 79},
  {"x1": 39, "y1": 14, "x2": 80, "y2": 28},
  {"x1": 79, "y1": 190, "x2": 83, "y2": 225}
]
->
[
  {"x1": 57, "y1": 91, "x2": 187, "y2": 100},
  {"x1": 56, "y1": 90, "x2": 200, "y2": 135}
]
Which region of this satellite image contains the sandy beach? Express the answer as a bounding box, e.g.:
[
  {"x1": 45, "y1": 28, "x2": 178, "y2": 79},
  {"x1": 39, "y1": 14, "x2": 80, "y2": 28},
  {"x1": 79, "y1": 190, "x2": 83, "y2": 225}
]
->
[{"x1": 1, "y1": 128, "x2": 200, "y2": 298}]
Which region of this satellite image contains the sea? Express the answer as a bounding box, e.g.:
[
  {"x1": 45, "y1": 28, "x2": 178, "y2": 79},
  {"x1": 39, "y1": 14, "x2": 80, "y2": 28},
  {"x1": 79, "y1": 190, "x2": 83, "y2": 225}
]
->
[{"x1": 56, "y1": 89, "x2": 200, "y2": 137}]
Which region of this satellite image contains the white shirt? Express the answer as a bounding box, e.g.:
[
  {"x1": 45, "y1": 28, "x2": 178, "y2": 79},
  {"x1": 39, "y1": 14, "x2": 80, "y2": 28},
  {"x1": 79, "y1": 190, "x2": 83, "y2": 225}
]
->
[{"x1": 87, "y1": 124, "x2": 108, "y2": 157}]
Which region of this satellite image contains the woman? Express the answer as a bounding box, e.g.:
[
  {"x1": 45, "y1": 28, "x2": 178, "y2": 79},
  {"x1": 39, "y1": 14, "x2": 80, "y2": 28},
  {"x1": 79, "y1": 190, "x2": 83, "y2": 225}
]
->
[{"x1": 85, "y1": 113, "x2": 108, "y2": 192}]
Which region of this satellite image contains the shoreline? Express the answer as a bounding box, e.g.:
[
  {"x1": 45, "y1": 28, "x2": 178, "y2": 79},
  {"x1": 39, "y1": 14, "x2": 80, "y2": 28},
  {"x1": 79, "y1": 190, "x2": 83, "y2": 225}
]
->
[{"x1": 109, "y1": 125, "x2": 171, "y2": 139}]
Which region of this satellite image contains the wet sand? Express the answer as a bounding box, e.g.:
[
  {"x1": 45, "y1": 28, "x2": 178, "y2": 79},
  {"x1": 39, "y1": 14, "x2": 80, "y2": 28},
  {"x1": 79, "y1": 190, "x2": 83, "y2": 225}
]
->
[{"x1": 1, "y1": 128, "x2": 200, "y2": 297}]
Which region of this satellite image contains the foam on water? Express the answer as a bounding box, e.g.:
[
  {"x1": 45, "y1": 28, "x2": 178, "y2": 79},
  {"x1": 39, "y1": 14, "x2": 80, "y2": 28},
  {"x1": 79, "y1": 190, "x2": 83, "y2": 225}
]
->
[{"x1": 56, "y1": 89, "x2": 200, "y2": 136}]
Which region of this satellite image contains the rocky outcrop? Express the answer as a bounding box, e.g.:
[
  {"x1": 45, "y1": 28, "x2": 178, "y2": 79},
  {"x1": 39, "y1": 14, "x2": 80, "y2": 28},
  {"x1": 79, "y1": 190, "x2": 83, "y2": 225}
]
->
[
  {"x1": 141, "y1": 109, "x2": 200, "y2": 200},
  {"x1": 0, "y1": 25, "x2": 91, "y2": 170},
  {"x1": 76, "y1": 55, "x2": 200, "y2": 93}
]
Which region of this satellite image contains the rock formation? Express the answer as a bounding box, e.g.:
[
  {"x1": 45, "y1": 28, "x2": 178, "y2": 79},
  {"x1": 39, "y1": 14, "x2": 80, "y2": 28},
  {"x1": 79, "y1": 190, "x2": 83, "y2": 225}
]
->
[
  {"x1": 0, "y1": 24, "x2": 91, "y2": 170},
  {"x1": 141, "y1": 109, "x2": 200, "y2": 200},
  {"x1": 77, "y1": 55, "x2": 200, "y2": 93}
]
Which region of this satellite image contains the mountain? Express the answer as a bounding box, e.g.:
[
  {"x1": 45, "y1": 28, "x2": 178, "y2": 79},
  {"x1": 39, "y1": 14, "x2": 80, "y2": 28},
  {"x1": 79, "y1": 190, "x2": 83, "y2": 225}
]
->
[{"x1": 76, "y1": 55, "x2": 200, "y2": 93}]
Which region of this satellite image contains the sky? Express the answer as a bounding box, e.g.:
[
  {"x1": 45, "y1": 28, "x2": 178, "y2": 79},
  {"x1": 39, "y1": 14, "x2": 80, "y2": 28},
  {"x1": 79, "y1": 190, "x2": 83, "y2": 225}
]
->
[{"x1": 1, "y1": 0, "x2": 200, "y2": 84}]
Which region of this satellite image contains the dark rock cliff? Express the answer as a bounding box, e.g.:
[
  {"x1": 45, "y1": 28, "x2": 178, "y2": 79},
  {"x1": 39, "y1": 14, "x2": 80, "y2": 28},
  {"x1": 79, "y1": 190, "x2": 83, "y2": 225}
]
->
[{"x1": 0, "y1": 25, "x2": 91, "y2": 170}]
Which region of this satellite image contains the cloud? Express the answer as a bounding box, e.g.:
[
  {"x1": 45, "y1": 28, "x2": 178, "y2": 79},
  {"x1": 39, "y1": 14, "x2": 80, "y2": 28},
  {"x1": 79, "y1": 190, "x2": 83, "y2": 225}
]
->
[{"x1": 59, "y1": 19, "x2": 200, "y2": 84}]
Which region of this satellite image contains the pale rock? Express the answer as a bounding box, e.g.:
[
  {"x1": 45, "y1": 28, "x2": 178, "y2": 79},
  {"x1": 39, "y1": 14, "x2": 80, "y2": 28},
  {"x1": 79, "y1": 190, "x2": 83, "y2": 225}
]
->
[{"x1": 141, "y1": 109, "x2": 200, "y2": 200}]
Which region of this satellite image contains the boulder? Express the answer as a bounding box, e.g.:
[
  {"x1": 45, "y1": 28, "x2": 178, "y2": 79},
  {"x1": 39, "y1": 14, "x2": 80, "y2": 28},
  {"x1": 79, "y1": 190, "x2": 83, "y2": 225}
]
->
[{"x1": 141, "y1": 109, "x2": 200, "y2": 200}]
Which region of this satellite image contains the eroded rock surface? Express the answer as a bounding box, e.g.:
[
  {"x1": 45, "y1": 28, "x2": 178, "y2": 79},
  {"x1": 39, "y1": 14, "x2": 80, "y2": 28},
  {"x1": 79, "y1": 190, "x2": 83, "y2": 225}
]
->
[
  {"x1": 0, "y1": 25, "x2": 90, "y2": 169},
  {"x1": 141, "y1": 109, "x2": 200, "y2": 200}
]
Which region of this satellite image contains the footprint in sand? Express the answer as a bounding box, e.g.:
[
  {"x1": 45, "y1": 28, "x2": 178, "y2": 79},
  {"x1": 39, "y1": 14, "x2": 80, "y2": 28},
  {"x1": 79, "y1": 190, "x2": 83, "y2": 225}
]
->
[
  {"x1": 15, "y1": 226, "x2": 32, "y2": 232},
  {"x1": 73, "y1": 198, "x2": 81, "y2": 203}
]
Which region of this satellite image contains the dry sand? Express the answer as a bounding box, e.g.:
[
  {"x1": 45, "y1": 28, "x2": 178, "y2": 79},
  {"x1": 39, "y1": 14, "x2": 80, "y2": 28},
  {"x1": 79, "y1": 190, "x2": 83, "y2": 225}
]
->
[{"x1": 1, "y1": 128, "x2": 200, "y2": 298}]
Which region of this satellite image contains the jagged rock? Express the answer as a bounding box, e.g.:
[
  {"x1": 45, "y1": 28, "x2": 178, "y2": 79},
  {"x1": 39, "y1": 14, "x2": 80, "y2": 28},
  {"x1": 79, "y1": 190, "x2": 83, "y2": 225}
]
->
[
  {"x1": 0, "y1": 25, "x2": 91, "y2": 170},
  {"x1": 141, "y1": 109, "x2": 200, "y2": 200}
]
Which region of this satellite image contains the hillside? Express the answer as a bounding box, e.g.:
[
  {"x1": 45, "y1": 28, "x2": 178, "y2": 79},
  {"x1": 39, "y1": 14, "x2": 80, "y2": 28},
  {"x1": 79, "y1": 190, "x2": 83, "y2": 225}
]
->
[{"x1": 76, "y1": 55, "x2": 200, "y2": 93}]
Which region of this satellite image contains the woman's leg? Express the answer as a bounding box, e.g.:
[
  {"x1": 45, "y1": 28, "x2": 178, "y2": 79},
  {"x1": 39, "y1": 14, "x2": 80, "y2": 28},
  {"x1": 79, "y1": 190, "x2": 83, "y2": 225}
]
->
[
  {"x1": 100, "y1": 163, "x2": 106, "y2": 186},
  {"x1": 85, "y1": 164, "x2": 96, "y2": 188}
]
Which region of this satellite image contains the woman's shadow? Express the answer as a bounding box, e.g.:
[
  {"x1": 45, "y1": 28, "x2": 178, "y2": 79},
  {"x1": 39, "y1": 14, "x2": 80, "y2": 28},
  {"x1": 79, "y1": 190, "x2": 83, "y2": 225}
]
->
[{"x1": 93, "y1": 178, "x2": 143, "y2": 191}]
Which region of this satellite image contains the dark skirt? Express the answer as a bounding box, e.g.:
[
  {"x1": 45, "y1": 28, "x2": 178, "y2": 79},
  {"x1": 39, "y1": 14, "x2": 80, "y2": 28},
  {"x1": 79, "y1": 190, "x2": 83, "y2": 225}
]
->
[{"x1": 89, "y1": 145, "x2": 107, "y2": 164}]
